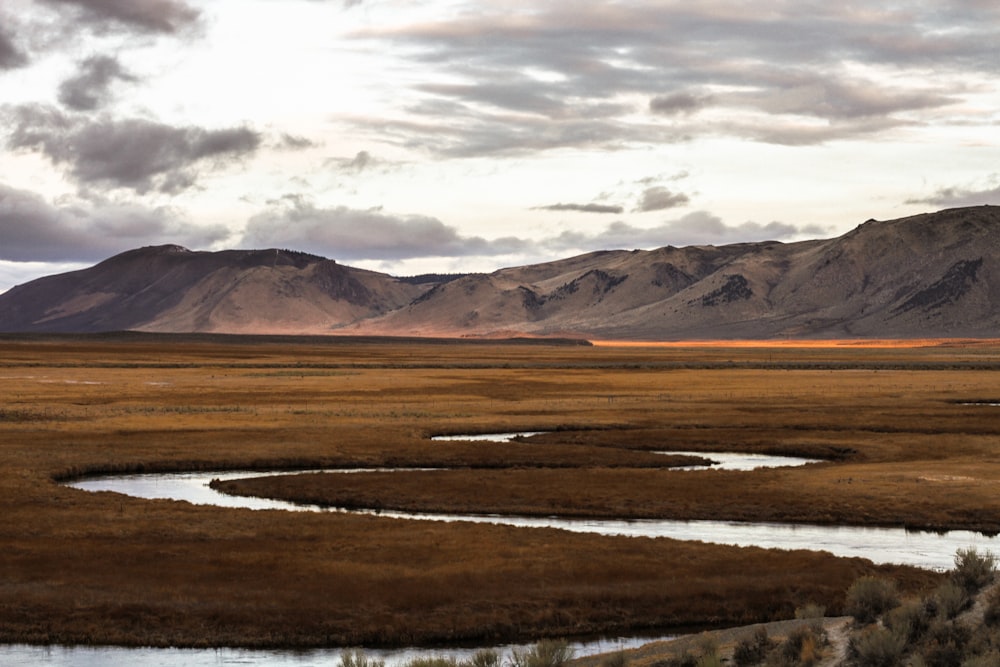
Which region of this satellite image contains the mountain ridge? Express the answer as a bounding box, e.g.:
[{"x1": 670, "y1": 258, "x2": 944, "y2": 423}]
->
[{"x1": 2, "y1": 205, "x2": 998, "y2": 340}]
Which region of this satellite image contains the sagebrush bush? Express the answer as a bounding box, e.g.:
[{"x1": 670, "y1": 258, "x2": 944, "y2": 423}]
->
[
  {"x1": 961, "y1": 651, "x2": 1000, "y2": 667},
  {"x1": 952, "y1": 548, "x2": 998, "y2": 595},
  {"x1": 846, "y1": 576, "x2": 901, "y2": 625},
  {"x1": 936, "y1": 580, "x2": 971, "y2": 620},
  {"x1": 846, "y1": 626, "x2": 908, "y2": 667},
  {"x1": 733, "y1": 627, "x2": 775, "y2": 667},
  {"x1": 776, "y1": 624, "x2": 826, "y2": 667},
  {"x1": 984, "y1": 587, "x2": 1000, "y2": 627},
  {"x1": 920, "y1": 619, "x2": 970, "y2": 667},
  {"x1": 885, "y1": 599, "x2": 931, "y2": 645}
]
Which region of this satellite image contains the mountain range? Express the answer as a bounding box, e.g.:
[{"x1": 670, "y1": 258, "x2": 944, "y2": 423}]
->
[{"x1": 2, "y1": 206, "x2": 999, "y2": 340}]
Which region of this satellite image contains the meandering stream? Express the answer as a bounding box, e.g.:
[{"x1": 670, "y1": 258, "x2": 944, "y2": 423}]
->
[{"x1": 11, "y1": 433, "x2": 999, "y2": 666}]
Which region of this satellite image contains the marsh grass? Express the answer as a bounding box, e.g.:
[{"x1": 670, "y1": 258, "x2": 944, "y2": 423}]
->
[{"x1": 2, "y1": 337, "x2": 994, "y2": 648}]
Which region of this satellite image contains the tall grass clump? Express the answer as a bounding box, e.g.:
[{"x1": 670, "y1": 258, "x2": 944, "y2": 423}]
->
[
  {"x1": 339, "y1": 651, "x2": 386, "y2": 667},
  {"x1": 509, "y1": 640, "x2": 574, "y2": 667},
  {"x1": 951, "y1": 548, "x2": 997, "y2": 595},
  {"x1": 845, "y1": 576, "x2": 900, "y2": 625},
  {"x1": 468, "y1": 649, "x2": 502, "y2": 667}
]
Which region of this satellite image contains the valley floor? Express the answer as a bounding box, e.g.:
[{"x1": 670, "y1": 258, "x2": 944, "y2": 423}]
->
[{"x1": 4, "y1": 335, "x2": 999, "y2": 647}]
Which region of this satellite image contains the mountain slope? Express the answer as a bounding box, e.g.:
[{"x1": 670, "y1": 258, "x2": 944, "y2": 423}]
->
[
  {"x1": 347, "y1": 205, "x2": 1000, "y2": 339},
  {"x1": 0, "y1": 245, "x2": 430, "y2": 334},
  {"x1": 1, "y1": 206, "x2": 998, "y2": 339}
]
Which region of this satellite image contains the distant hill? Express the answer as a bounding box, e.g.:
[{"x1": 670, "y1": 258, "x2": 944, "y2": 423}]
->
[
  {"x1": 0, "y1": 245, "x2": 432, "y2": 335},
  {"x1": 2, "y1": 206, "x2": 999, "y2": 340}
]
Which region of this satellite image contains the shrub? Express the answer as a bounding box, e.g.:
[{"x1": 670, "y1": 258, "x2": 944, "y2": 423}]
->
[
  {"x1": 984, "y1": 587, "x2": 1000, "y2": 627},
  {"x1": 961, "y1": 652, "x2": 1000, "y2": 667},
  {"x1": 846, "y1": 576, "x2": 901, "y2": 625},
  {"x1": 794, "y1": 604, "x2": 826, "y2": 620},
  {"x1": 919, "y1": 619, "x2": 970, "y2": 667},
  {"x1": 778, "y1": 624, "x2": 826, "y2": 667},
  {"x1": 509, "y1": 640, "x2": 574, "y2": 667},
  {"x1": 935, "y1": 580, "x2": 971, "y2": 620},
  {"x1": 733, "y1": 627, "x2": 775, "y2": 667},
  {"x1": 694, "y1": 633, "x2": 721, "y2": 667},
  {"x1": 952, "y1": 548, "x2": 998, "y2": 595},
  {"x1": 846, "y1": 626, "x2": 908, "y2": 667},
  {"x1": 885, "y1": 599, "x2": 931, "y2": 645}
]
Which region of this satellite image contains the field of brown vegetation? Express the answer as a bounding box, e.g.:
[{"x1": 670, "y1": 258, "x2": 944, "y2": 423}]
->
[{"x1": 5, "y1": 334, "x2": 1000, "y2": 649}]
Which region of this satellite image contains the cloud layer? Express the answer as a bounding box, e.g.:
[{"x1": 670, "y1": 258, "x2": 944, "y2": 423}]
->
[
  {"x1": 6, "y1": 105, "x2": 261, "y2": 194},
  {"x1": 0, "y1": 0, "x2": 997, "y2": 284},
  {"x1": 0, "y1": 182, "x2": 229, "y2": 262},
  {"x1": 345, "y1": 2, "x2": 992, "y2": 156}
]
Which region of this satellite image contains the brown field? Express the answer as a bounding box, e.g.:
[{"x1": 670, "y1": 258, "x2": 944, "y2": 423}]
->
[{"x1": 6, "y1": 334, "x2": 1000, "y2": 649}]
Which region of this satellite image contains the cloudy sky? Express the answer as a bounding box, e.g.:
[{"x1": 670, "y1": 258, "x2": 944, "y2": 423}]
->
[{"x1": 1, "y1": 0, "x2": 999, "y2": 292}]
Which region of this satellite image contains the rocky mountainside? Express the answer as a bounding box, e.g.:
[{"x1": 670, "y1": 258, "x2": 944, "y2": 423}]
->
[
  {"x1": 0, "y1": 245, "x2": 431, "y2": 334},
  {"x1": 1, "y1": 206, "x2": 998, "y2": 339},
  {"x1": 345, "y1": 206, "x2": 1000, "y2": 339}
]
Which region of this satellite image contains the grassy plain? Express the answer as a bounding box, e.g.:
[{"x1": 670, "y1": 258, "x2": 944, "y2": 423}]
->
[{"x1": 3, "y1": 334, "x2": 999, "y2": 648}]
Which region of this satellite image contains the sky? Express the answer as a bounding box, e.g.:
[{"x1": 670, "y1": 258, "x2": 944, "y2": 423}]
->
[{"x1": 1, "y1": 0, "x2": 999, "y2": 293}]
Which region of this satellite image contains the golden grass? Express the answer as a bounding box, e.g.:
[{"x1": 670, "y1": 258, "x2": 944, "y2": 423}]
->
[{"x1": 7, "y1": 334, "x2": 999, "y2": 648}]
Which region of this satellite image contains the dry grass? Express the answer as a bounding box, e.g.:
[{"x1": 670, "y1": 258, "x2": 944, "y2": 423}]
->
[{"x1": 5, "y1": 334, "x2": 998, "y2": 648}]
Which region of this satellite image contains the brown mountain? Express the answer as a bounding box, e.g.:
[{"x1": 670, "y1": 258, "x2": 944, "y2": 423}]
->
[
  {"x1": 2, "y1": 206, "x2": 999, "y2": 339},
  {"x1": 0, "y1": 245, "x2": 431, "y2": 335}
]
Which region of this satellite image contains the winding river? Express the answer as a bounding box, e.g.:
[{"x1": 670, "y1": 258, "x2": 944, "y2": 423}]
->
[{"x1": 10, "y1": 433, "x2": 999, "y2": 666}]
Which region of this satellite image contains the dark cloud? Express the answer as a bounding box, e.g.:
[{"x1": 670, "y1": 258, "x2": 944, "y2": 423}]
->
[
  {"x1": 6, "y1": 105, "x2": 261, "y2": 194},
  {"x1": 58, "y1": 55, "x2": 137, "y2": 111},
  {"x1": 347, "y1": 3, "x2": 991, "y2": 155},
  {"x1": 0, "y1": 25, "x2": 27, "y2": 69},
  {"x1": 906, "y1": 182, "x2": 1000, "y2": 208},
  {"x1": 277, "y1": 133, "x2": 317, "y2": 150},
  {"x1": 38, "y1": 0, "x2": 201, "y2": 34},
  {"x1": 534, "y1": 202, "x2": 624, "y2": 214},
  {"x1": 242, "y1": 196, "x2": 528, "y2": 261},
  {"x1": 0, "y1": 183, "x2": 229, "y2": 262},
  {"x1": 721, "y1": 72, "x2": 955, "y2": 121},
  {"x1": 634, "y1": 187, "x2": 689, "y2": 213},
  {"x1": 649, "y1": 92, "x2": 710, "y2": 116}
]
